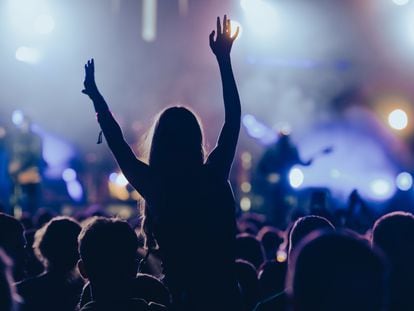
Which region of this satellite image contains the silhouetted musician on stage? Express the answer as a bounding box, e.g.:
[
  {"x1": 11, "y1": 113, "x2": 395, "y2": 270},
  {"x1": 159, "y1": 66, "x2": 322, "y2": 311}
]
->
[
  {"x1": 257, "y1": 133, "x2": 311, "y2": 228},
  {"x1": 258, "y1": 133, "x2": 311, "y2": 181},
  {"x1": 8, "y1": 117, "x2": 44, "y2": 215}
]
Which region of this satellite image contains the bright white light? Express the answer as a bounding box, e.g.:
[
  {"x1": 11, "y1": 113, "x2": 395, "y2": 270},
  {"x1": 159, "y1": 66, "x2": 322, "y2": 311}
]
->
[
  {"x1": 67, "y1": 180, "x2": 83, "y2": 202},
  {"x1": 15, "y1": 46, "x2": 41, "y2": 64},
  {"x1": 404, "y1": 8, "x2": 414, "y2": 48},
  {"x1": 240, "y1": 197, "x2": 251, "y2": 211},
  {"x1": 243, "y1": 114, "x2": 270, "y2": 139},
  {"x1": 289, "y1": 167, "x2": 304, "y2": 189},
  {"x1": 240, "y1": 0, "x2": 250, "y2": 10},
  {"x1": 396, "y1": 172, "x2": 413, "y2": 191},
  {"x1": 109, "y1": 172, "x2": 118, "y2": 183},
  {"x1": 142, "y1": 0, "x2": 157, "y2": 42},
  {"x1": 109, "y1": 172, "x2": 129, "y2": 186},
  {"x1": 116, "y1": 173, "x2": 129, "y2": 187},
  {"x1": 7, "y1": 0, "x2": 39, "y2": 34},
  {"x1": 34, "y1": 14, "x2": 55, "y2": 34},
  {"x1": 240, "y1": 0, "x2": 278, "y2": 37},
  {"x1": 230, "y1": 20, "x2": 243, "y2": 39},
  {"x1": 62, "y1": 168, "x2": 77, "y2": 182},
  {"x1": 388, "y1": 109, "x2": 408, "y2": 130},
  {"x1": 12, "y1": 110, "x2": 24, "y2": 126},
  {"x1": 370, "y1": 179, "x2": 393, "y2": 198},
  {"x1": 393, "y1": 0, "x2": 410, "y2": 5}
]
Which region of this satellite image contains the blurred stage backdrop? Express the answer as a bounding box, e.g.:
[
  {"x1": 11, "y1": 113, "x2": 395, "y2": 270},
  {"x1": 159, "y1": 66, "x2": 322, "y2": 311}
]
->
[{"x1": 1, "y1": 0, "x2": 414, "y2": 217}]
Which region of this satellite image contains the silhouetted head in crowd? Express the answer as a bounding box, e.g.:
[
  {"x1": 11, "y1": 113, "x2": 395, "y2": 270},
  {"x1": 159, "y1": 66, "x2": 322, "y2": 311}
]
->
[
  {"x1": 236, "y1": 233, "x2": 265, "y2": 269},
  {"x1": 257, "y1": 226, "x2": 284, "y2": 261},
  {"x1": 0, "y1": 249, "x2": 21, "y2": 311},
  {"x1": 288, "y1": 215, "x2": 335, "y2": 259},
  {"x1": 258, "y1": 260, "x2": 287, "y2": 299},
  {"x1": 0, "y1": 213, "x2": 26, "y2": 281},
  {"x1": 372, "y1": 211, "x2": 414, "y2": 310},
  {"x1": 146, "y1": 106, "x2": 205, "y2": 171},
  {"x1": 235, "y1": 259, "x2": 259, "y2": 311},
  {"x1": 34, "y1": 216, "x2": 81, "y2": 273},
  {"x1": 78, "y1": 217, "x2": 139, "y2": 294},
  {"x1": 287, "y1": 231, "x2": 387, "y2": 311},
  {"x1": 372, "y1": 211, "x2": 414, "y2": 264}
]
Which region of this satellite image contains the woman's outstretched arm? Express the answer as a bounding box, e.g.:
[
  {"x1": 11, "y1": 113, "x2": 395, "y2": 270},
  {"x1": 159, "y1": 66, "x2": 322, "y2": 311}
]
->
[
  {"x1": 82, "y1": 59, "x2": 151, "y2": 196},
  {"x1": 207, "y1": 15, "x2": 241, "y2": 179}
]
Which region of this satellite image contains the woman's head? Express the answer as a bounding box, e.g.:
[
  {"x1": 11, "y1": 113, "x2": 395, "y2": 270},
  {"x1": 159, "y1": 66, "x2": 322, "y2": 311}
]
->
[
  {"x1": 139, "y1": 107, "x2": 205, "y2": 249},
  {"x1": 146, "y1": 107, "x2": 205, "y2": 170},
  {"x1": 34, "y1": 216, "x2": 81, "y2": 273}
]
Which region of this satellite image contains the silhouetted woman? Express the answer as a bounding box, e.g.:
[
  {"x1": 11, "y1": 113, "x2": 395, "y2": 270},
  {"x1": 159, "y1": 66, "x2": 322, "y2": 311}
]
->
[{"x1": 82, "y1": 16, "x2": 241, "y2": 311}]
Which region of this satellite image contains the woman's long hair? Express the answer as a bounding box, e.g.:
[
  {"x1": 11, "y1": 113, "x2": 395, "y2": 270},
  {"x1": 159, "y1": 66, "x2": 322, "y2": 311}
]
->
[{"x1": 139, "y1": 106, "x2": 206, "y2": 249}]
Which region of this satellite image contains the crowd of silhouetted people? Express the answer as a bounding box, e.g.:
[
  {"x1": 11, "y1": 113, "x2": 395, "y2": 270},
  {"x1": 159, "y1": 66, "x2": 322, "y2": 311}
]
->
[
  {"x1": 1, "y1": 15, "x2": 413, "y2": 311},
  {"x1": 2, "y1": 204, "x2": 414, "y2": 310}
]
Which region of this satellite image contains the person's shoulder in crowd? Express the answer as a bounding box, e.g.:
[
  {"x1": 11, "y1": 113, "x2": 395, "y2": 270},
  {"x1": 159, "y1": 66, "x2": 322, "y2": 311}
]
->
[{"x1": 80, "y1": 298, "x2": 167, "y2": 311}]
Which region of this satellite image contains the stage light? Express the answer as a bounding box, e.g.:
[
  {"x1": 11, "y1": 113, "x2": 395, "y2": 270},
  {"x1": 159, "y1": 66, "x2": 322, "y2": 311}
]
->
[
  {"x1": 62, "y1": 168, "x2": 76, "y2": 182},
  {"x1": 109, "y1": 172, "x2": 118, "y2": 183},
  {"x1": 109, "y1": 172, "x2": 129, "y2": 186},
  {"x1": 8, "y1": 0, "x2": 55, "y2": 37},
  {"x1": 67, "y1": 180, "x2": 83, "y2": 202},
  {"x1": 242, "y1": 114, "x2": 277, "y2": 144},
  {"x1": 12, "y1": 110, "x2": 24, "y2": 126},
  {"x1": 241, "y1": 182, "x2": 252, "y2": 193},
  {"x1": 34, "y1": 14, "x2": 55, "y2": 34},
  {"x1": 240, "y1": 0, "x2": 252, "y2": 10},
  {"x1": 289, "y1": 167, "x2": 304, "y2": 189},
  {"x1": 7, "y1": 0, "x2": 38, "y2": 34},
  {"x1": 108, "y1": 181, "x2": 130, "y2": 200},
  {"x1": 370, "y1": 179, "x2": 393, "y2": 198},
  {"x1": 142, "y1": 0, "x2": 157, "y2": 42},
  {"x1": 116, "y1": 173, "x2": 129, "y2": 187},
  {"x1": 276, "y1": 249, "x2": 287, "y2": 263},
  {"x1": 230, "y1": 20, "x2": 243, "y2": 39},
  {"x1": 241, "y1": 151, "x2": 252, "y2": 170},
  {"x1": 396, "y1": 172, "x2": 413, "y2": 191},
  {"x1": 240, "y1": 0, "x2": 278, "y2": 37},
  {"x1": 393, "y1": 0, "x2": 410, "y2": 5},
  {"x1": 240, "y1": 197, "x2": 252, "y2": 211},
  {"x1": 388, "y1": 109, "x2": 408, "y2": 130},
  {"x1": 15, "y1": 46, "x2": 41, "y2": 64},
  {"x1": 243, "y1": 115, "x2": 270, "y2": 139},
  {"x1": 241, "y1": 151, "x2": 252, "y2": 163}
]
